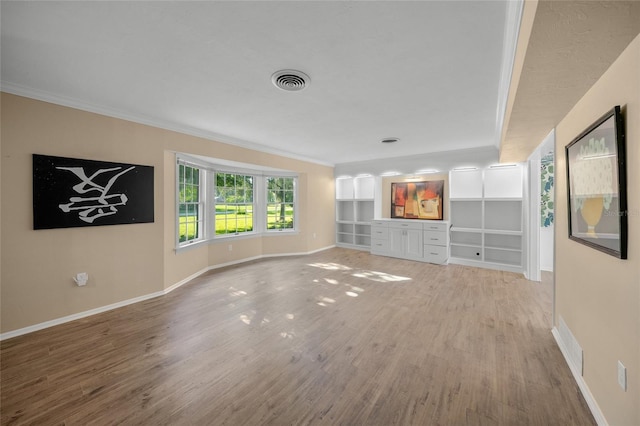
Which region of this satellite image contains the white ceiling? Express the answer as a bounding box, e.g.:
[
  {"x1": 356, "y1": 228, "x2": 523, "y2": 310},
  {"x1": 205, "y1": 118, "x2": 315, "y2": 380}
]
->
[{"x1": 1, "y1": 1, "x2": 522, "y2": 174}]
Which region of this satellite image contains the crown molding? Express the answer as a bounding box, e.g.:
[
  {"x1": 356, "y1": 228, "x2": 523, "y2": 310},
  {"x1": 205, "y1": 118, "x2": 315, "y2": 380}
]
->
[
  {"x1": 0, "y1": 82, "x2": 335, "y2": 168},
  {"x1": 494, "y1": 0, "x2": 525, "y2": 149}
]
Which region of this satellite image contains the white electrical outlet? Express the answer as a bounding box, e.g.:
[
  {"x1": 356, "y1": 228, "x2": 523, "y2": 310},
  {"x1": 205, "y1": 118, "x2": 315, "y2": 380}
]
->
[
  {"x1": 617, "y1": 360, "x2": 627, "y2": 391},
  {"x1": 74, "y1": 272, "x2": 89, "y2": 286}
]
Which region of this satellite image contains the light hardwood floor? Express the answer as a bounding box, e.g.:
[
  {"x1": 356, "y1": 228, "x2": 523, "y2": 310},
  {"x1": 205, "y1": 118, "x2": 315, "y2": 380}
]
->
[{"x1": 1, "y1": 248, "x2": 595, "y2": 425}]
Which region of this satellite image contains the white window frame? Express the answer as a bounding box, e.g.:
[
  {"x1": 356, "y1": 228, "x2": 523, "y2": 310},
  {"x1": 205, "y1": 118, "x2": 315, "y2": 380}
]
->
[
  {"x1": 213, "y1": 170, "x2": 257, "y2": 238},
  {"x1": 176, "y1": 159, "x2": 206, "y2": 248},
  {"x1": 265, "y1": 175, "x2": 298, "y2": 233},
  {"x1": 175, "y1": 154, "x2": 298, "y2": 251}
]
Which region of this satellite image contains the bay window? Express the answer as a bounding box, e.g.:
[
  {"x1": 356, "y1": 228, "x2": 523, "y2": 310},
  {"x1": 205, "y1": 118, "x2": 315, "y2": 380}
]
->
[{"x1": 176, "y1": 155, "x2": 297, "y2": 249}]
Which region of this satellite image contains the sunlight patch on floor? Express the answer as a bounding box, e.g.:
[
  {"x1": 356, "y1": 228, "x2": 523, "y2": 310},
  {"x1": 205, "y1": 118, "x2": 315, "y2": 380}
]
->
[
  {"x1": 352, "y1": 270, "x2": 411, "y2": 282},
  {"x1": 307, "y1": 262, "x2": 352, "y2": 271},
  {"x1": 229, "y1": 287, "x2": 248, "y2": 297}
]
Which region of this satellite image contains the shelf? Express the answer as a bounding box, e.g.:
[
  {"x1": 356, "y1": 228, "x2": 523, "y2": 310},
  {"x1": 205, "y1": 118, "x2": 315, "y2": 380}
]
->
[
  {"x1": 337, "y1": 223, "x2": 354, "y2": 233},
  {"x1": 355, "y1": 224, "x2": 371, "y2": 236},
  {"x1": 484, "y1": 246, "x2": 522, "y2": 252},
  {"x1": 355, "y1": 235, "x2": 371, "y2": 246},
  {"x1": 336, "y1": 200, "x2": 355, "y2": 222},
  {"x1": 485, "y1": 233, "x2": 522, "y2": 250},
  {"x1": 450, "y1": 200, "x2": 482, "y2": 229},
  {"x1": 355, "y1": 200, "x2": 374, "y2": 222},
  {"x1": 450, "y1": 230, "x2": 482, "y2": 246},
  {"x1": 484, "y1": 248, "x2": 522, "y2": 266},
  {"x1": 450, "y1": 227, "x2": 483, "y2": 233},
  {"x1": 450, "y1": 242, "x2": 482, "y2": 249},
  {"x1": 483, "y1": 229, "x2": 522, "y2": 236},
  {"x1": 337, "y1": 234, "x2": 354, "y2": 244},
  {"x1": 484, "y1": 200, "x2": 522, "y2": 232},
  {"x1": 450, "y1": 244, "x2": 482, "y2": 261}
]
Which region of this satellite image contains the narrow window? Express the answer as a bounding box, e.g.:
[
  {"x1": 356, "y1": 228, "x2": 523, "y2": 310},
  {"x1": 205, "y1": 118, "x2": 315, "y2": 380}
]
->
[
  {"x1": 266, "y1": 176, "x2": 295, "y2": 231},
  {"x1": 215, "y1": 173, "x2": 254, "y2": 235},
  {"x1": 178, "y1": 164, "x2": 204, "y2": 244}
]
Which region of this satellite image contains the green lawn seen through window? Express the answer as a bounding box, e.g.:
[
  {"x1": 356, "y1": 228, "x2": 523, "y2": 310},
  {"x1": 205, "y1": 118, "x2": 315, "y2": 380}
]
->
[{"x1": 179, "y1": 204, "x2": 293, "y2": 240}]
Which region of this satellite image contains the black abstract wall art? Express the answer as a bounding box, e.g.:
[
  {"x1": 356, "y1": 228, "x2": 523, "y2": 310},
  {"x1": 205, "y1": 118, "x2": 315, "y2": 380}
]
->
[{"x1": 33, "y1": 154, "x2": 154, "y2": 230}]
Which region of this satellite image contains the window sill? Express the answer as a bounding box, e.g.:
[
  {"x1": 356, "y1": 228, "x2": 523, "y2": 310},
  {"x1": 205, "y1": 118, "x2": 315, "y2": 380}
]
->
[
  {"x1": 175, "y1": 229, "x2": 299, "y2": 252},
  {"x1": 262, "y1": 230, "x2": 299, "y2": 237},
  {"x1": 175, "y1": 239, "x2": 208, "y2": 254}
]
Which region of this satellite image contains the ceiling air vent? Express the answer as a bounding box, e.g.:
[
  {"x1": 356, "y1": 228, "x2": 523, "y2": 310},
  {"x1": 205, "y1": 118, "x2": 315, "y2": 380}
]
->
[
  {"x1": 381, "y1": 138, "x2": 400, "y2": 144},
  {"x1": 271, "y1": 69, "x2": 310, "y2": 92}
]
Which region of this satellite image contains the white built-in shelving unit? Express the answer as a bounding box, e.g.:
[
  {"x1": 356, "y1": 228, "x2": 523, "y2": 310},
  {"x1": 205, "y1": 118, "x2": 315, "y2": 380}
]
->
[
  {"x1": 336, "y1": 176, "x2": 375, "y2": 250},
  {"x1": 449, "y1": 165, "x2": 524, "y2": 273}
]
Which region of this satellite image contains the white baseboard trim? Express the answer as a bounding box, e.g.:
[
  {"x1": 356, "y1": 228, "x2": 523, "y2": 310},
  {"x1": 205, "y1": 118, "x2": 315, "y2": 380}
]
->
[
  {"x1": 0, "y1": 291, "x2": 164, "y2": 341},
  {"x1": 0, "y1": 245, "x2": 336, "y2": 341},
  {"x1": 448, "y1": 257, "x2": 524, "y2": 274},
  {"x1": 551, "y1": 327, "x2": 608, "y2": 426}
]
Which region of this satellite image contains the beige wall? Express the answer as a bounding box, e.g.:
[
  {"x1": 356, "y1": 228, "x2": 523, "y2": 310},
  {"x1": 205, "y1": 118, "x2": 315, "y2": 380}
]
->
[
  {"x1": 381, "y1": 173, "x2": 450, "y2": 221},
  {"x1": 555, "y1": 34, "x2": 639, "y2": 425},
  {"x1": 1, "y1": 93, "x2": 335, "y2": 334}
]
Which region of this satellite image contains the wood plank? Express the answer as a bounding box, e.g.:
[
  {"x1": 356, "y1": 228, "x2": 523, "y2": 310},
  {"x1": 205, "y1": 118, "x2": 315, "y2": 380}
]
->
[{"x1": 0, "y1": 249, "x2": 595, "y2": 425}]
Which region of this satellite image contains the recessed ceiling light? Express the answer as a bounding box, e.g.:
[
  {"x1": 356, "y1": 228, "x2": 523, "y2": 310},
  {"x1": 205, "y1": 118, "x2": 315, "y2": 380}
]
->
[
  {"x1": 415, "y1": 169, "x2": 438, "y2": 174},
  {"x1": 380, "y1": 138, "x2": 400, "y2": 144},
  {"x1": 489, "y1": 163, "x2": 518, "y2": 169},
  {"x1": 452, "y1": 166, "x2": 478, "y2": 171},
  {"x1": 271, "y1": 69, "x2": 310, "y2": 92},
  {"x1": 380, "y1": 171, "x2": 401, "y2": 176}
]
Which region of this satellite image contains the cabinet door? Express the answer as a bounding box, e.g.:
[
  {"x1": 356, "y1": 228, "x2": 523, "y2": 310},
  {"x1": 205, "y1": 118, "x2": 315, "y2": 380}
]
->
[
  {"x1": 405, "y1": 229, "x2": 423, "y2": 259},
  {"x1": 389, "y1": 228, "x2": 405, "y2": 256}
]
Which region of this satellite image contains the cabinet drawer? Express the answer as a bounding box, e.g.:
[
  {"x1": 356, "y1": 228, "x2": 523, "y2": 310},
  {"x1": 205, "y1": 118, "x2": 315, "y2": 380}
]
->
[
  {"x1": 424, "y1": 230, "x2": 446, "y2": 246},
  {"x1": 423, "y1": 244, "x2": 448, "y2": 264},
  {"x1": 389, "y1": 221, "x2": 423, "y2": 231},
  {"x1": 371, "y1": 220, "x2": 389, "y2": 227},
  {"x1": 371, "y1": 226, "x2": 389, "y2": 240},
  {"x1": 423, "y1": 222, "x2": 448, "y2": 232},
  {"x1": 370, "y1": 238, "x2": 389, "y2": 254}
]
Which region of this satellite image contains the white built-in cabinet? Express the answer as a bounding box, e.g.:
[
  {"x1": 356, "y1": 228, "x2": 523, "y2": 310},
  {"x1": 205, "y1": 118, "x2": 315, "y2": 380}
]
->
[
  {"x1": 371, "y1": 219, "x2": 450, "y2": 264},
  {"x1": 335, "y1": 166, "x2": 524, "y2": 273},
  {"x1": 336, "y1": 176, "x2": 375, "y2": 250},
  {"x1": 449, "y1": 166, "x2": 524, "y2": 273},
  {"x1": 389, "y1": 221, "x2": 424, "y2": 261}
]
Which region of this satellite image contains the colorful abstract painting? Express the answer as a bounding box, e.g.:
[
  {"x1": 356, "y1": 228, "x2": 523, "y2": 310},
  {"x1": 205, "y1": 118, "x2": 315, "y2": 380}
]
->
[{"x1": 391, "y1": 180, "x2": 444, "y2": 220}]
